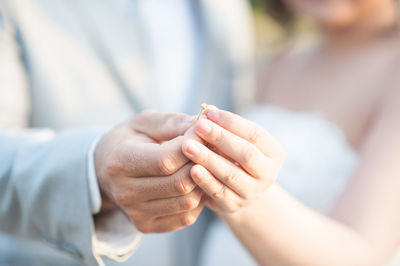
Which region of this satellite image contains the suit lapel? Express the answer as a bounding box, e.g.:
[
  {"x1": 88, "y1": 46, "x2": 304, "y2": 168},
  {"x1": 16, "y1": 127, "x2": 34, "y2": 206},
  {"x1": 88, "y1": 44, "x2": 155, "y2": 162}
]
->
[
  {"x1": 183, "y1": 0, "x2": 232, "y2": 114},
  {"x1": 73, "y1": 0, "x2": 237, "y2": 114},
  {"x1": 186, "y1": 0, "x2": 236, "y2": 114},
  {"x1": 73, "y1": 0, "x2": 158, "y2": 112}
]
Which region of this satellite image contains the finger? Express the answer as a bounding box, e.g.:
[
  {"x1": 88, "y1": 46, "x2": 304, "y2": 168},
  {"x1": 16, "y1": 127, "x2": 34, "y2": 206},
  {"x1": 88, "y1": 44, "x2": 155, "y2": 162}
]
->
[
  {"x1": 191, "y1": 164, "x2": 241, "y2": 212},
  {"x1": 142, "y1": 187, "x2": 203, "y2": 217},
  {"x1": 204, "y1": 109, "x2": 285, "y2": 158},
  {"x1": 127, "y1": 163, "x2": 197, "y2": 200},
  {"x1": 193, "y1": 119, "x2": 271, "y2": 179},
  {"x1": 182, "y1": 139, "x2": 258, "y2": 197},
  {"x1": 204, "y1": 196, "x2": 219, "y2": 212},
  {"x1": 132, "y1": 110, "x2": 193, "y2": 141},
  {"x1": 120, "y1": 136, "x2": 189, "y2": 176},
  {"x1": 147, "y1": 201, "x2": 204, "y2": 233},
  {"x1": 183, "y1": 122, "x2": 206, "y2": 144}
]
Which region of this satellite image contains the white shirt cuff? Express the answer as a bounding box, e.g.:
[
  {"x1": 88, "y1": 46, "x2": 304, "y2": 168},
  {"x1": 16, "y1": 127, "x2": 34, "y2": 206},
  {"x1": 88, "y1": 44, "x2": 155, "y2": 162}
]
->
[
  {"x1": 87, "y1": 135, "x2": 102, "y2": 214},
  {"x1": 92, "y1": 210, "x2": 143, "y2": 262},
  {"x1": 87, "y1": 133, "x2": 143, "y2": 261}
]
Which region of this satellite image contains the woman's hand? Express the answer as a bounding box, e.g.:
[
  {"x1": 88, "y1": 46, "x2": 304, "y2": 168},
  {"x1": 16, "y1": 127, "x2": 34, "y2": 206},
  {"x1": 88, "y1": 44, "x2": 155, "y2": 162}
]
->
[{"x1": 182, "y1": 109, "x2": 285, "y2": 213}]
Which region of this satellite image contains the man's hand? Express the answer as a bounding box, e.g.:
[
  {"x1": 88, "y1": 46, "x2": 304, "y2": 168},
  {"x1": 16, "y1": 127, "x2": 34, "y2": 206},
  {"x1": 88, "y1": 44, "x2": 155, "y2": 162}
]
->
[{"x1": 94, "y1": 110, "x2": 204, "y2": 233}]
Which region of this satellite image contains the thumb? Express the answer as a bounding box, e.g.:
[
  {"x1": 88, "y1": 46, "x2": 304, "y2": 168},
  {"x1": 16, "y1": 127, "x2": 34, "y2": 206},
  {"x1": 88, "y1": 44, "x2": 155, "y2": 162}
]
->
[{"x1": 131, "y1": 110, "x2": 194, "y2": 141}]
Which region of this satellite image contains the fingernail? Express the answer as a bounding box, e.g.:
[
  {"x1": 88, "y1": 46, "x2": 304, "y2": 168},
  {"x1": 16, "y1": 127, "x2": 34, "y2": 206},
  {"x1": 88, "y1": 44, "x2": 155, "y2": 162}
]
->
[
  {"x1": 196, "y1": 120, "x2": 212, "y2": 135},
  {"x1": 185, "y1": 140, "x2": 200, "y2": 156},
  {"x1": 206, "y1": 110, "x2": 220, "y2": 122}
]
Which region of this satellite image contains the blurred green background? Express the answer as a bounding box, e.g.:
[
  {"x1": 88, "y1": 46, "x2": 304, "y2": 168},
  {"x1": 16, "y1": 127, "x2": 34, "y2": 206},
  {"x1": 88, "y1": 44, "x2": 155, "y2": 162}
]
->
[{"x1": 249, "y1": 0, "x2": 319, "y2": 58}]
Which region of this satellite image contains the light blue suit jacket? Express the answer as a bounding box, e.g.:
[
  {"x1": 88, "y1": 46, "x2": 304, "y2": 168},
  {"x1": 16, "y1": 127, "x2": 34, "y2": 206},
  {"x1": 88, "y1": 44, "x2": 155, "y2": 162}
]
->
[{"x1": 0, "y1": 0, "x2": 255, "y2": 265}]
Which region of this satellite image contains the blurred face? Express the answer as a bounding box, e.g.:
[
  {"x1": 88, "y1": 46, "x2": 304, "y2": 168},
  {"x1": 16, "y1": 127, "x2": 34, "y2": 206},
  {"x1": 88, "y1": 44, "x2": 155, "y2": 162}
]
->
[{"x1": 284, "y1": 0, "x2": 396, "y2": 30}]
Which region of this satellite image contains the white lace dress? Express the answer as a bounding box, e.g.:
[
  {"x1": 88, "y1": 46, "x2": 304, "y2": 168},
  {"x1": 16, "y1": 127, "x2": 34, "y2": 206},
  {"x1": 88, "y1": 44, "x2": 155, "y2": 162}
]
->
[{"x1": 198, "y1": 105, "x2": 400, "y2": 266}]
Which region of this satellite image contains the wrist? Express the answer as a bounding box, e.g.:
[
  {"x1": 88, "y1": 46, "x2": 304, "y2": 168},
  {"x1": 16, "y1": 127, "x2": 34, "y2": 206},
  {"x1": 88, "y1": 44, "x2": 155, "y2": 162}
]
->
[
  {"x1": 88, "y1": 131, "x2": 117, "y2": 215},
  {"x1": 217, "y1": 201, "x2": 257, "y2": 226},
  {"x1": 93, "y1": 138, "x2": 117, "y2": 214},
  {"x1": 99, "y1": 185, "x2": 117, "y2": 213},
  {"x1": 218, "y1": 184, "x2": 277, "y2": 225}
]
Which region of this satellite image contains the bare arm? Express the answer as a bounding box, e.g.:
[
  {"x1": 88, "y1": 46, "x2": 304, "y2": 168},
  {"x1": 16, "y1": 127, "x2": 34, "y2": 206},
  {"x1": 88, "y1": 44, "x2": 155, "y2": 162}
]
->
[{"x1": 184, "y1": 92, "x2": 400, "y2": 265}]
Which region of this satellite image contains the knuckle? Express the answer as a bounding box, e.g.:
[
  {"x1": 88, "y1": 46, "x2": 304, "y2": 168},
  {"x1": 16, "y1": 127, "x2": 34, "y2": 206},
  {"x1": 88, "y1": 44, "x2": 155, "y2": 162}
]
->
[
  {"x1": 222, "y1": 168, "x2": 237, "y2": 184},
  {"x1": 212, "y1": 186, "x2": 226, "y2": 200},
  {"x1": 180, "y1": 213, "x2": 196, "y2": 227},
  {"x1": 105, "y1": 157, "x2": 123, "y2": 177},
  {"x1": 114, "y1": 191, "x2": 131, "y2": 205},
  {"x1": 179, "y1": 195, "x2": 198, "y2": 211},
  {"x1": 172, "y1": 113, "x2": 188, "y2": 124},
  {"x1": 198, "y1": 149, "x2": 210, "y2": 165},
  {"x1": 166, "y1": 113, "x2": 186, "y2": 129},
  {"x1": 173, "y1": 176, "x2": 192, "y2": 195},
  {"x1": 158, "y1": 153, "x2": 178, "y2": 175},
  {"x1": 241, "y1": 145, "x2": 255, "y2": 164},
  {"x1": 212, "y1": 127, "x2": 224, "y2": 144},
  {"x1": 249, "y1": 125, "x2": 263, "y2": 144}
]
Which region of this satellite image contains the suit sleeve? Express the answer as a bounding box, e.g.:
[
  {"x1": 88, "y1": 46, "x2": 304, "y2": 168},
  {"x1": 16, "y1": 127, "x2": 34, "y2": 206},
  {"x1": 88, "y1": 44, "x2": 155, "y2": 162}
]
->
[
  {"x1": 0, "y1": 130, "x2": 104, "y2": 265},
  {"x1": 0, "y1": 5, "x2": 142, "y2": 265},
  {"x1": 0, "y1": 6, "x2": 103, "y2": 265}
]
